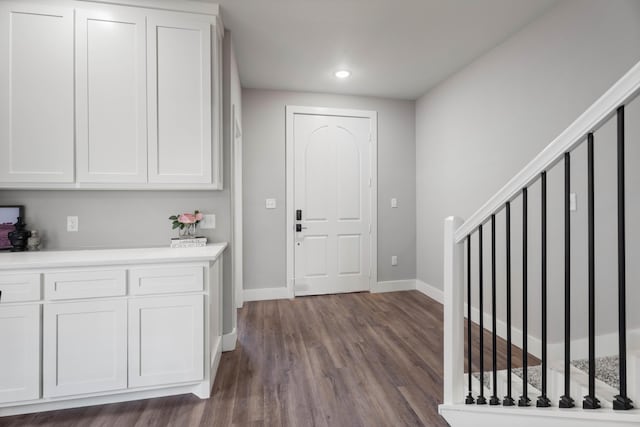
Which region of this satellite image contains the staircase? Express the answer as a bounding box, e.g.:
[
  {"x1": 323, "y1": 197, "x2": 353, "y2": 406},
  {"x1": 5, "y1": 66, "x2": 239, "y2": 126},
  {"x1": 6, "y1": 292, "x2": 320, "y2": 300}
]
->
[
  {"x1": 455, "y1": 353, "x2": 640, "y2": 425},
  {"x1": 470, "y1": 352, "x2": 640, "y2": 410},
  {"x1": 440, "y1": 59, "x2": 640, "y2": 426}
]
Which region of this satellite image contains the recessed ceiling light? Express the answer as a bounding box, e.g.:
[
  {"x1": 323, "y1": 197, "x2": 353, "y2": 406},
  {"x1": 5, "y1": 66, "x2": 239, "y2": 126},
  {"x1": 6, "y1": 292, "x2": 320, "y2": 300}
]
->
[{"x1": 334, "y1": 70, "x2": 351, "y2": 79}]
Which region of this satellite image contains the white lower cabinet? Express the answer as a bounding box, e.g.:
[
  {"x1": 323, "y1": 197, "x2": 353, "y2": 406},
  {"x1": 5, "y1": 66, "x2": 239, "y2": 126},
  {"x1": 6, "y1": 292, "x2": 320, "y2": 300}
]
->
[
  {"x1": 0, "y1": 245, "x2": 226, "y2": 416},
  {"x1": 43, "y1": 300, "x2": 127, "y2": 397},
  {"x1": 0, "y1": 305, "x2": 40, "y2": 403},
  {"x1": 128, "y1": 294, "x2": 204, "y2": 388}
]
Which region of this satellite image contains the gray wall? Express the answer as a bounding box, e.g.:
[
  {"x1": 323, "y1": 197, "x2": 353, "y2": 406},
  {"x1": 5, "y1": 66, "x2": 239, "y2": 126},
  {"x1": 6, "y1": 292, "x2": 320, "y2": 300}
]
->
[
  {"x1": 0, "y1": 190, "x2": 229, "y2": 250},
  {"x1": 416, "y1": 0, "x2": 640, "y2": 344},
  {"x1": 242, "y1": 89, "x2": 416, "y2": 290},
  {"x1": 1, "y1": 187, "x2": 234, "y2": 334}
]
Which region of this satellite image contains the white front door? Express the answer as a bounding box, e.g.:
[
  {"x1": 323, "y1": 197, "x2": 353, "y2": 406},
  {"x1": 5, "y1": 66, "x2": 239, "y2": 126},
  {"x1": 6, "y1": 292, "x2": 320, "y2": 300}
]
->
[{"x1": 292, "y1": 110, "x2": 374, "y2": 296}]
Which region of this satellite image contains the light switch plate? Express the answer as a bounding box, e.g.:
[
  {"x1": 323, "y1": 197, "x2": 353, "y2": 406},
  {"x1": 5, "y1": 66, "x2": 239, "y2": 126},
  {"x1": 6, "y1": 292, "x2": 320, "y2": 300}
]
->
[
  {"x1": 391, "y1": 198, "x2": 398, "y2": 208},
  {"x1": 266, "y1": 198, "x2": 277, "y2": 209},
  {"x1": 391, "y1": 255, "x2": 398, "y2": 266},
  {"x1": 200, "y1": 214, "x2": 216, "y2": 229},
  {"x1": 570, "y1": 193, "x2": 577, "y2": 211},
  {"x1": 67, "y1": 216, "x2": 78, "y2": 232}
]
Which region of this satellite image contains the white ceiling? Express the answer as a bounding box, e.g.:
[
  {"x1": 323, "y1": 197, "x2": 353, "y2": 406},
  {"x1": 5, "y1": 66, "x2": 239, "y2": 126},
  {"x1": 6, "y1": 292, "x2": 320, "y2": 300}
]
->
[{"x1": 210, "y1": 0, "x2": 559, "y2": 100}]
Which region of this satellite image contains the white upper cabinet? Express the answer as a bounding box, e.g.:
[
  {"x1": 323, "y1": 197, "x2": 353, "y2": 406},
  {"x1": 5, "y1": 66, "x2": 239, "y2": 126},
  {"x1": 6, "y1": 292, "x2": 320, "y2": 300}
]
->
[
  {"x1": 147, "y1": 13, "x2": 213, "y2": 185},
  {"x1": 75, "y1": 7, "x2": 147, "y2": 183},
  {"x1": 0, "y1": 3, "x2": 74, "y2": 183},
  {"x1": 0, "y1": 1, "x2": 223, "y2": 189}
]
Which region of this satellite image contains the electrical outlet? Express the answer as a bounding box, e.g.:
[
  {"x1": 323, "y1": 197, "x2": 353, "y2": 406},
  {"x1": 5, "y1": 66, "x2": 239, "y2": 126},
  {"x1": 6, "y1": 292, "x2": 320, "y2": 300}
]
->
[
  {"x1": 266, "y1": 198, "x2": 277, "y2": 209},
  {"x1": 67, "y1": 216, "x2": 78, "y2": 232},
  {"x1": 200, "y1": 214, "x2": 216, "y2": 229},
  {"x1": 391, "y1": 255, "x2": 398, "y2": 266},
  {"x1": 391, "y1": 198, "x2": 398, "y2": 208}
]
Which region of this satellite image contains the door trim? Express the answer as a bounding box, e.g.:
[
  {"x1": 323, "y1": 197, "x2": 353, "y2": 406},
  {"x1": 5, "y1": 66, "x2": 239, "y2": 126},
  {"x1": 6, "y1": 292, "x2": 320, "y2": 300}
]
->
[
  {"x1": 231, "y1": 105, "x2": 243, "y2": 309},
  {"x1": 285, "y1": 105, "x2": 378, "y2": 298}
]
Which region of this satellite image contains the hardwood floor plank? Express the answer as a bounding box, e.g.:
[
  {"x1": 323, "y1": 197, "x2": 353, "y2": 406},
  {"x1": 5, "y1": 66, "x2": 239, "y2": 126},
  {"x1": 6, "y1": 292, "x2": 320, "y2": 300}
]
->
[
  {"x1": 464, "y1": 321, "x2": 541, "y2": 374},
  {"x1": 230, "y1": 300, "x2": 265, "y2": 426},
  {"x1": 4, "y1": 290, "x2": 541, "y2": 427},
  {"x1": 398, "y1": 384, "x2": 447, "y2": 427}
]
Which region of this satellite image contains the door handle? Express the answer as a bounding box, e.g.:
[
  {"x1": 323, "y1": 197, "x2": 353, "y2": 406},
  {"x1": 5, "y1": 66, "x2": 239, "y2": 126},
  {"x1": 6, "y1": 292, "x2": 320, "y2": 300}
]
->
[{"x1": 296, "y1": 224, "x2": 308, "y2": 232}]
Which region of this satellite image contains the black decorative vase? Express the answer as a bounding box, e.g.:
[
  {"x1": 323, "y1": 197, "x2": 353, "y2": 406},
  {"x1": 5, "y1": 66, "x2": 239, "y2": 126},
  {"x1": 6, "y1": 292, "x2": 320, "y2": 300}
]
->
[{"x1": 8, "y1": 217, "x2": 31, "y2": 252}]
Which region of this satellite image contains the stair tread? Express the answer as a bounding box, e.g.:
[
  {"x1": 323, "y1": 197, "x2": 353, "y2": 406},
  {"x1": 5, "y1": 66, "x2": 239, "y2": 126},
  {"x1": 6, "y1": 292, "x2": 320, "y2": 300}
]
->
[
  {"x1": 471, "y1": 372, "x2": 492, "y2": 390},
  {"x1": 511, "y1": 365, "x2": 543, "y2": 392},
  {"x1": 571, "y1": 355, "x2": 619, "y2": 391},
  {"x1": 468, "y1": 354, "x2": 628, "y2": 406}
]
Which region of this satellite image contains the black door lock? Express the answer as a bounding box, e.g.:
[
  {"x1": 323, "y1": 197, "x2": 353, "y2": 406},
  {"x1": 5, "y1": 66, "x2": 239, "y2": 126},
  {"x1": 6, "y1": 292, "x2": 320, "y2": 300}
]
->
[
  {"x1": 296, "y1": 224, "x2": 302, "y2": 232},
  {"x1": 296, "y1": 209, "x2": 302, "y2": 221}
]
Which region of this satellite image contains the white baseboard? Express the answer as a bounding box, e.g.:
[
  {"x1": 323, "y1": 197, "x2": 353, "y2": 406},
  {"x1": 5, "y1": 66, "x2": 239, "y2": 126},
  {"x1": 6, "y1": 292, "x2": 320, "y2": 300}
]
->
[
  {"x1": 372, "y1": 279, "x2": 416, "y2": 293},
  {"x1": 243, "y1": 280, "x2": 420, "y2": 301},
  {"x1": 415, "y1": 279, "x2": 444, "y2": 304},
  {"x1": 243, "y1": 286, "x2": 290, "y2": 302},
  {"x1": 548, "y1": 328, "x2": 640, "y2": 361},
  {"x1": 222, "y1": 328, "x2": 237, "y2": 352},
  {"x1": 463, "y1": 307, "x2": 640, "y2": 361},
  {"x1": 415, "y1": 279, "x2": 540, "y2": 358}
]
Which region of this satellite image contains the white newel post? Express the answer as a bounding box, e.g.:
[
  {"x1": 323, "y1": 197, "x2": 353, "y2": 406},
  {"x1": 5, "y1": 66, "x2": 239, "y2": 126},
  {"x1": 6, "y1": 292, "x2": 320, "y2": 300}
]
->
[{"x1": 443, "y1": 216, "x2": 464, "y2": 405}]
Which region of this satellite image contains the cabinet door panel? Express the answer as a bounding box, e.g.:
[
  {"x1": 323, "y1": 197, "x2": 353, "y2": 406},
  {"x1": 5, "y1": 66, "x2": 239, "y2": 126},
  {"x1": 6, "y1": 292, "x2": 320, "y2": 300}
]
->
[
  {"x1": 129, "y1": 294, "x2": 204, "y2": 388},
  {"x1": 43, "y1": 300, "x2": 127, "y2": 397},
  {"x1": 147, "y1": 14, "x2": 212, "y2": 184},
  {"x1": 0, "y1": 3, "x2": 74, "y2": 183},
  {"x1": 0, "y1": 305, "x2": 40, "y2": 403},
  {"x1": 76, "y1": 9, "x2": 147, "y2": 183}
]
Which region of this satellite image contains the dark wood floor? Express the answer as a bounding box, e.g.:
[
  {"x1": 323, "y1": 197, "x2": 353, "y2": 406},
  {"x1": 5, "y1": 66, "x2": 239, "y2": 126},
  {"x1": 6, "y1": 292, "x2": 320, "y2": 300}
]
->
[
  {"x1": 2, "y1": 291, "x2": 535, "y2": 427},
  {"x1": 466, "y1": 321, "x2": 540, "y2": 374}
]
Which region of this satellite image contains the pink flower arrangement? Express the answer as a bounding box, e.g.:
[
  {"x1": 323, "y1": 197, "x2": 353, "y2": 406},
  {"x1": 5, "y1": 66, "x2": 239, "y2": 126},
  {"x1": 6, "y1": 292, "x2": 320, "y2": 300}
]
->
[{"x1": 169, "y1": 210, "x2": 203, "y2": 231}]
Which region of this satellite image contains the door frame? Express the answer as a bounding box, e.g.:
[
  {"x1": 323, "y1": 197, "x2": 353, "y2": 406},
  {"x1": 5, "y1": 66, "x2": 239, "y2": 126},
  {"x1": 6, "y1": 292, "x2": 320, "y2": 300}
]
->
[
  {"x1": 285, "y1": 105, "x2": 378, "y2": 299},
  {"x1": 231, "y1": 105, "x2": 243, "y2": 309}
]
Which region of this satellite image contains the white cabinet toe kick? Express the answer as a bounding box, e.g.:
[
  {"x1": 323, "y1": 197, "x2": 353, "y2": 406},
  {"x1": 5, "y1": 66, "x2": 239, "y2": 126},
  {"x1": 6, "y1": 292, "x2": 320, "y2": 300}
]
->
[{"x1": 0, "y1": 244, "x2": 227, "y2": 417}]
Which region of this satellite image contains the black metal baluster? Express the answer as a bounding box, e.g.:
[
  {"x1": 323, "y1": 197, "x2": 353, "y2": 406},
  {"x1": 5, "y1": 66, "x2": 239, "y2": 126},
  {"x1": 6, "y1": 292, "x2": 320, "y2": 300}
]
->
[
  {"x1": 583, "y1": 133, "x2": 600, "y2": 409},
  {"x1": 490, "y1": 215, "x2": 500, "y2": 405},
  {"x1": 614, "y1": 106, "x2": 633, "y2": 410},
  {"x1": 537, "y1": 172, "x2": 551, "y2": 408},
  {"x1": 466, "y1": 234, "x2": 475, "y2": 404},
  {"x1": 504, "y1": 202, "x2": 515, "y2": 406},
  {"x1": 519, "y1": 188, "x2": 531, "y2": 407},
  {"x1": 477, "y1": 225, "x2": 487, "y2": 404},
  {"x1": 559, "y1": 153, "x2": 575, "y2": 408}
]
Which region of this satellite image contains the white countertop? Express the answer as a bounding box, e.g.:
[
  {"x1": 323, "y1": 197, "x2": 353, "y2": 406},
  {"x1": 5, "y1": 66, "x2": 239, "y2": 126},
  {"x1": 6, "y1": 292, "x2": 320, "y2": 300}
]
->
[{"x1": 0, "y1": 243, "x2": 227, "y2": 270}]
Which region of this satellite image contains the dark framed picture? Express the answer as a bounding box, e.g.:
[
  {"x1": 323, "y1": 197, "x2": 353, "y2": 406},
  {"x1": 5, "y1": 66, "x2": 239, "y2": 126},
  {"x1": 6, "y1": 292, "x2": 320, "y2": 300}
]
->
[{"x1": 0, "y1": 205, "x2": 24, "y2": 250}]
